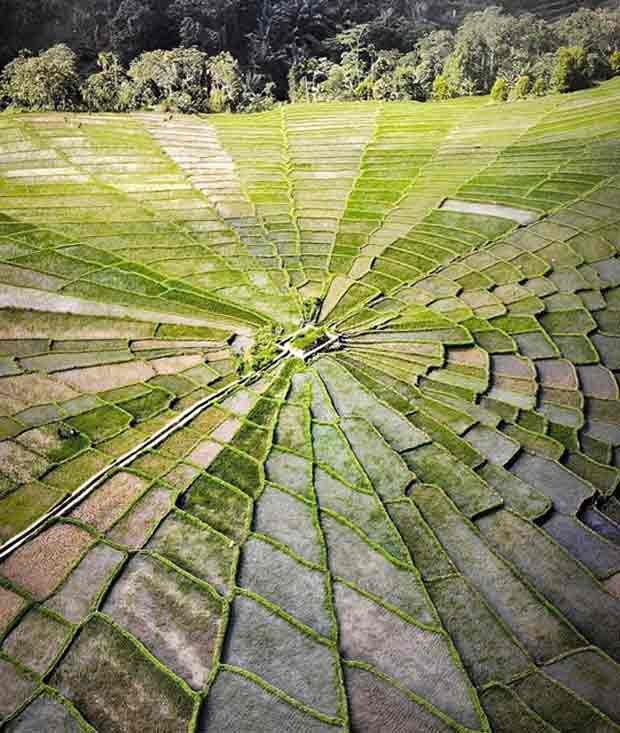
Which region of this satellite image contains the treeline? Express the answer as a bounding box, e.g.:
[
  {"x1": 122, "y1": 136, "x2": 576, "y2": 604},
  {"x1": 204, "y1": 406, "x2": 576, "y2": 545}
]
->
[
  {"x1": 289, "y1": 8, "x2": 620, "y2": 103},
  {"x1": 1, "y1": 5, "x2": 619, "y2": 114},
  {"x1": 1, "y1": 47, "x2": 274, "y2": 114}
]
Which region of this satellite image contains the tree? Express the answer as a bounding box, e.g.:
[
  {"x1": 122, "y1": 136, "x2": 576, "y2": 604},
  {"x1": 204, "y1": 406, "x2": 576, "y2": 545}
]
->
[
  {"x1": 82, "y1": 52, "x2": 132, "y2": 111},
  {"x1": 242, "y1": 325, "x2": 282, "y2": 373},
  {"x1": 128, "y1": 46, "x2": 210, "y2": 110},
  {"x1": 322, "y1": 63, "x2": 347, "y2": 100},
  {"x1": 1, "y1": 44, "x2": 80, "y2": 110},
  {"x1": 443, "y1": 7, "x2": 556, "y2": 95},
  {"x1": 167, "y1": 0, "x2": 244, "y2": 53},
  {"x1": 490, "y1": 77, "x2": 508, "y2": 102},
  {"x1": 303, "y1": 296, "x2": 321, "y2": 322},
  {"x1": 443, "y1": 52, "x2": 474, "y2": 97},
  {"x1": 326, "y1": 25, "x2": 375, "y2": 99},
  {"x1": 288, "y1": 57, "x2": 335, "y2": 102},
  {"x1": 554, "y1": 8, "x2": 620, "y2": 81},
  {"x1": 247, "y1": 0, "x2": 339, "y2": 98},
  {"x1": 126, "y1": 46, "x2": 249, "y2": 112},
  {"x1": 447, "y1": 7, "x2": 508, "y2": 94},
  {"x1": 362, "y1": 50, "x2": 420, "y2": 101},
  {"x1": 1, "y1": 2, "x2": 618, "y2": 113},
  {"x1": 551, "y1": 46, "x2": 589, "y2": 93},
  {"x1": 413, "y1": 29, "x2": 454, "y2": 100},
  {"x1": 392, "y1": 54, "x2": 420, "y2": 100},
  {"x1": 554, "y1": 8, "x2": 620, "y2": 57},
  {"x1": 529, "y1": 52, "x2": 555, "y2": 94},
  {"x1": 208, "y1": 51, "x2": 242, "y2": 112},
  {"x1": 362, "y1": 8, "x2": 419, "y2": 54},
  {"x1": 360, "y1": 49, "x2": 394, "y2": 99},
  {"x1": 0, "y1": 0, "x2": 119, "y2": 69},
  {"x1": 111, "y1": 0, "x2": 172, "y2": 61}
]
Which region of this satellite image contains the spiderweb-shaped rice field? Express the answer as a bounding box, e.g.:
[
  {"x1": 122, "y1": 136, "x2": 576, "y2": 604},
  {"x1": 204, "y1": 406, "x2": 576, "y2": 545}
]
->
[{"x1": 1, "y1": 79, "x2": 620, "y2": 732}]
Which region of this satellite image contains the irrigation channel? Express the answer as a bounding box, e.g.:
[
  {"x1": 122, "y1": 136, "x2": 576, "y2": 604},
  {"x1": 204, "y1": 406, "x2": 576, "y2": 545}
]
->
[{"x1": 0, "y1": 329, "x2": 342, "y2": 561}]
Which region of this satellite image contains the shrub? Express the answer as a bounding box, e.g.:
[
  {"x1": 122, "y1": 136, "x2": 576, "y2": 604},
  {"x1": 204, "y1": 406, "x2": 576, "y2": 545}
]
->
[
  {"x1": 551, "y1": 46, "x2": 589, "y2": 93},
  {"x1": 162, "y1": 91, "x2": 195, "y2": 113},
  {"x1": 432, "y1": 75, "x2": 451, "y2": 101},
  {"x1": 323, "y1": 64, "x2": 348, "y2": 100},
  {"x1": 531, "y1": 78, "x2": 547, "y2": 96},
  {"x1": 611, "y1": 51, "x2": 620, "y2": 77},
  {"x1": 242, "y1": 326, "x2": 283, "y2": 373},
  {"x1": 288, "y1": 58, "x2": 334, "y2": 103},
  {"x1": 1, "y1": 45, "x2": 80, "y2": 111},
  {"x1": 236, "y1": 71, "x2": 275, "y2": 113},
  {"x1": 303, "y1": 297, "x2": 322, "y2": 323},
  {"x1": 490, "y1": 78, "x2": 509, "y2": 102},
  {"x1": 511, "y1": 74, "x2": 530, "y2": 100},
  {"x1": 355, "y1": 76, "x2": 375, "y2": 100}
]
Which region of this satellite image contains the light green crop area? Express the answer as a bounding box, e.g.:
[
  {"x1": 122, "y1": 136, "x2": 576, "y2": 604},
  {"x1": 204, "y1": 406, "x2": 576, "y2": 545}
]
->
[{"x1": 1, "y1": 80, "x2": 620, "y2": 732}]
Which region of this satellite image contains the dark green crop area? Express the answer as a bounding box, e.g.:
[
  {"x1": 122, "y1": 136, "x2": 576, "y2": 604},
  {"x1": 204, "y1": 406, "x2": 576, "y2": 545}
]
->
[{"x1": 1, "y1": 81, "x2": 620, "y2": 732}]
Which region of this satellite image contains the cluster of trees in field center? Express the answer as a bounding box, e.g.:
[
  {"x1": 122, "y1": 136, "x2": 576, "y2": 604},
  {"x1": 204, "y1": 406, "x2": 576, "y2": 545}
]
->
[{"x1": 1, "y1": 1, "x2": 619, "y2": 113}]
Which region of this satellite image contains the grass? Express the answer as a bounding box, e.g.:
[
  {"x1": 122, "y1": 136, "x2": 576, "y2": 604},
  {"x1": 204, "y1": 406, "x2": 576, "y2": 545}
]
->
[
  {"x1": 67, "y1": 406, "x2": 133, "y2": 444},
  {"x1": 1, "y1": 79, "x2": 620, "y2": 732},
  {"x1": 0, "y1": 482, "x2": 63, "y2": 543},
  {"x1": 179, "y1": 474, "x2": 251, "y2": 543},
  {"x1": 246, "y1": 397, "x2": 280, "y2": 427},
  {"x1": 230, "y1": 422, "x2": 272, "y2": 462},
  {"x1": 206, "y1": 447, "x2": 262, "y2": 498},
  {"x1": 120, "y1": 389, "x2": 174, "y2": 421}
]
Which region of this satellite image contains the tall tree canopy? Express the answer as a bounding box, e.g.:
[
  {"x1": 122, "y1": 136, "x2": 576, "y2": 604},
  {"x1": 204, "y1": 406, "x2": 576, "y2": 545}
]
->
[{"x1": 1, "y1": 0, "x2": 618, "y2": 109}]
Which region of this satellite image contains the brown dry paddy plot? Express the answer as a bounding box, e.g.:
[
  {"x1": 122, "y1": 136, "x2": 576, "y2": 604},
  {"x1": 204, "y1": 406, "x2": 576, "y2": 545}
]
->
[{"x1": 1, "y1": 80, "x2": 620, "y2": 732}]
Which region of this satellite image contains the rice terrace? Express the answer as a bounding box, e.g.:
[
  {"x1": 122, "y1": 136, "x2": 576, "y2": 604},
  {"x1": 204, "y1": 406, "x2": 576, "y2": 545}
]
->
[{"x1": 1, "y1": 2, "x2": 620, "y2": 731}]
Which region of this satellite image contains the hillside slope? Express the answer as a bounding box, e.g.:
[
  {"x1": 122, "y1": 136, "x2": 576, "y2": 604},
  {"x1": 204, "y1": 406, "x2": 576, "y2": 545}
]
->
[
  {"x1": 0, "y1": 80, "x2": 619, "y2": 732},
  {"x1": 448, "y1": 0, "x2": 612, "y2": 21},
  {"x1": 0, "y1": 0, "x2": 613, "y2": 67}
]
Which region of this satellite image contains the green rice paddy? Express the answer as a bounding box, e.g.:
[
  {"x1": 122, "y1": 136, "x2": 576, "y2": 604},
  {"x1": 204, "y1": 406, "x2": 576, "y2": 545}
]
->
[{"x1": 1, "y1": 79, "x2": 620, "y2": 731}]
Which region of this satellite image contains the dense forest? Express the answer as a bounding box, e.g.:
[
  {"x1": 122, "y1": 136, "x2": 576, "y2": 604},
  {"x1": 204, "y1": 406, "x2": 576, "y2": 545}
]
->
[{"x1": 1, "y1": 0, "x2": 619, "y2": 112}]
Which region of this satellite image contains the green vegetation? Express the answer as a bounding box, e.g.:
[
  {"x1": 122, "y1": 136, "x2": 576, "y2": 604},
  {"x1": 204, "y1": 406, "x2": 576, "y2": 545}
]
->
[
  {"x1": 179, "y1": 473, "x2": 251, "y2": 542},
  {"x1": 0, "y1": 482, "x2": 63, "y2": 542},
  {"x1": 302, "y1": 297, "x2": 322, "y2": 323},
  {"x1": 68, "y1": 406, "x2": 133, "y2": 444},
  {"x1": 119, "y1": 389, "x2": 173, "y2": 423},
  {"x1": 207, "y1": 446, "x2": 262, "y2": 497},
  {"x1": 246, "y1": 398, "x2": 281, "y2": 428},
  {"x1": 551, "y1": 46, "x2": 589, "y2": 93},
  {"x1": 0, "y1": 76, "x2": 619, "y2": 733},
  {"x1": 1, "y1": 44, "x2": 80, "y2": 111},
  {"x1": 291, "y1": 327, "x2": 328, "y2": 353},
  {"x1": 2, "y1": 5, "x2": 619, "y2": 111},
  {"x1": 490, "y1": 78, "x2": 509, "y2": 102},
  {"x1": 239, "y1": 326, "x2": 283, "y2": 375}
]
